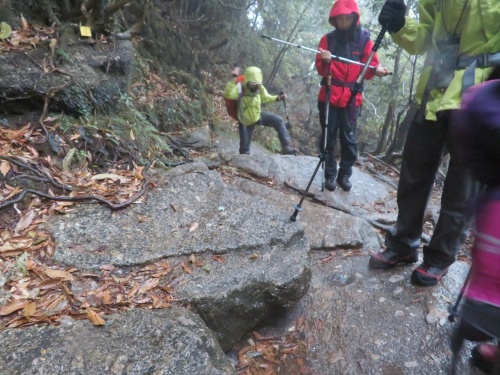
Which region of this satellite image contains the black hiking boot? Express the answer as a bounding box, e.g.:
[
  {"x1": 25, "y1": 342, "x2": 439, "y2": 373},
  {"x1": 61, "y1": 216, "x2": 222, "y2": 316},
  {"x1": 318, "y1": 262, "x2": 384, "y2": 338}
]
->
[
  {"x1": 325, "y1": 178, "x2": 336, "y2": 192},
  {"x1": 368, "y1": 249, "x2": 419, "y2": 269},
  {"x1": 282, "y1": 145, "x2": 297, "y2": 155},
  {"x1": 411, "y1": 262, "x2": 449, "y2": 286},
  {"x1": 337, "y1": 175, "x2": 352, "y2": 191}
]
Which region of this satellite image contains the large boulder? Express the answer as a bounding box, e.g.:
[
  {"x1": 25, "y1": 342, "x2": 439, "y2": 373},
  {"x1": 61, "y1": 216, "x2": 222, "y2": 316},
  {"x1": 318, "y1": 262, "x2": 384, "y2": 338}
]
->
[
  {"x1": 229, "y1": 177, "x2": 382, "y2": 251},
  {"x1": 0, "y1": 39, "x2": 133, "y2": 115},
  {"x1": 229, "y1": 154, "x2": 397, "y2": 216},
  {"x1": 0, "y1": 307, "x2": 236, "y2": 375},
  {"x1": 43, "y1": 162, "x2": 311, "y2": 350}
]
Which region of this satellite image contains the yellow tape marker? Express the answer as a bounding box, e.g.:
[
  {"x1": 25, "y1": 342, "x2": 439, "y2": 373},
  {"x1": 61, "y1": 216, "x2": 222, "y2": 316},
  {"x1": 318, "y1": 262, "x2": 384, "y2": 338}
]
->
[{"x1": 80, "y1": 26, "x2": 92, "y2": 37}]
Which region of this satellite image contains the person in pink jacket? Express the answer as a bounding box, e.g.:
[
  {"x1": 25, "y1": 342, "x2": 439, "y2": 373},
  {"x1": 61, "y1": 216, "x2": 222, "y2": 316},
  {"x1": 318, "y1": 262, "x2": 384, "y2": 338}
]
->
[{"x1": 452, "y1": 69, "x2": 500, "y2": 373}]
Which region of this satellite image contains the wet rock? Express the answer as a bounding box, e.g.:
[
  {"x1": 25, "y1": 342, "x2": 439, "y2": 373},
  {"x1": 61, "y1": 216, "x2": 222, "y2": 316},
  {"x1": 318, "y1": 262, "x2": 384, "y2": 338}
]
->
[
  {"x1": 0, "y1": 308, "x2": 235, "y2": 375},
  {"x1": 388, "y1": 274, "x2": 405, "y2": 283},
  {"x1": 229, "y1": 177, "x2": 381, "y2": 252},
  {"x1": 0, "y1": 40, "x2": 134, "y2": 115},
  {"x1": 43, "y1": 162, "x2": 311, "y2": 350}
]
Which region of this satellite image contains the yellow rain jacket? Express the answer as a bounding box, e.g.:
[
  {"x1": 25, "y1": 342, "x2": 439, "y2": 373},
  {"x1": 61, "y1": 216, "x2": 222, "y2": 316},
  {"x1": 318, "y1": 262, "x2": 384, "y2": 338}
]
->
[
  {"x1": 391, "y1": 0, "x2": 500, "y2": 120},
  {"x1": 223, "y1": 66, "x2": 279, "y2": 126}
]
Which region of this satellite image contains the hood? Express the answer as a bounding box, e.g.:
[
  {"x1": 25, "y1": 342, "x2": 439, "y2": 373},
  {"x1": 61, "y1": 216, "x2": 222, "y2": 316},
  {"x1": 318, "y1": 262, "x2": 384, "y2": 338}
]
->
[
  {"x1": 329, "y1": 0, "x2": 360, "y2": 28},
  {"x1": 243, "y1": 66, "x2": 263, "y2": 85}
]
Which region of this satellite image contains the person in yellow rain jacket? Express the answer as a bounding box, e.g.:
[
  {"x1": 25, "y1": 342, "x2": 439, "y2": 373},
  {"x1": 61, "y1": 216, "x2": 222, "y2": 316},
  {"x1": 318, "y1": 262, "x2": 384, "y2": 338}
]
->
[
  {"x1": 223, "y1": 65, "x2": 296, "y2": 155},
  {"x1": 369, "y1": 0, "x2": 500, "y2": 286}
]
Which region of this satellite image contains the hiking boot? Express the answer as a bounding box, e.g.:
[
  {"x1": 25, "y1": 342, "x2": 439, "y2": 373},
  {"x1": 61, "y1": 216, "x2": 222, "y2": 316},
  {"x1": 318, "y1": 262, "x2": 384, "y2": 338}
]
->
[
  {"x1": 472, "y1": 343, "x2": 499, "y2": 373},
  {"x1": 410, "y1": 262, "x2": 449, "y2": 286},
  {"x1": 337, "y1": 175, "x2": 352, "y2": 191},
  {"x1": 325, "y1": 178, "x2": 336, "y2": 191},
  {"x1": 282, "y1": 145, "x2": 296, "y2": 155},
  {"x1": 368, "y1": 248, "x2": 418, "y2": 269}
]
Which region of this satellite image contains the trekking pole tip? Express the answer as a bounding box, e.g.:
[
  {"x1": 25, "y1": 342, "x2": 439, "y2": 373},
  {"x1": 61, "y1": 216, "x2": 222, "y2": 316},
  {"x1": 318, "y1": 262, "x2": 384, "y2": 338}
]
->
[
  {"x1": 290, "y1": 205, "x2": 303, "y2": 222},
  {"x1": 261, "y1": 35, "x2": 270, "y2": 39}
]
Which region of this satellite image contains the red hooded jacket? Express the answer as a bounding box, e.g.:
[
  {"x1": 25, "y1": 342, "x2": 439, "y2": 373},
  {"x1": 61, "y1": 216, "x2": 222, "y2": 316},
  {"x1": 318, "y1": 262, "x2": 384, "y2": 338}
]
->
[{"x1": 316, "y1": 0, "x2": 379, "y2": 108}]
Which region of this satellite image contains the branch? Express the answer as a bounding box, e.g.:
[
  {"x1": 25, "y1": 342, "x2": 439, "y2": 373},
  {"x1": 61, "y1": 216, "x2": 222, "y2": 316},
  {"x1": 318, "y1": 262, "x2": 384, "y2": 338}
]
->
[
  {"x1": 38, "y1": 79, "x2": 73, "y2": 140},
  {"x1": 112, "y1": 0, "x2": 149, "y2": 40},
  {"x1": 366, "y1": 153, "x2": 400, "y2": 175},
  {"x1": 217, "y1": 0, "x2": 257, "y2": 11},
  {"x1": 0, "y1": 162, "x2": 155, "y2": 211},
  {"x1": 283, "y1": 181, "x2": 393, "y2": 232},
  {"x1": 0, "y1": 156, "x2": 74, "y2": 191},
  {"x1": 0, "y1": 183, "x2": 151, "y2": 211},
  {"x1": 104, "y1": 0, "x2": 136, "y2": 18},
  {"x1": 366, "y1": 166, "x2": 398, "y2": 189}
]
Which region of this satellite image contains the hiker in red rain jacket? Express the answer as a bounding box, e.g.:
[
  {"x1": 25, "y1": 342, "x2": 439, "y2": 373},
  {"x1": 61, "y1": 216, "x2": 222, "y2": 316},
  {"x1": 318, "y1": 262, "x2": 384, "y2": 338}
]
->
[{"x1": 316, "y1": 0, "x2": 389, "y2": 192}]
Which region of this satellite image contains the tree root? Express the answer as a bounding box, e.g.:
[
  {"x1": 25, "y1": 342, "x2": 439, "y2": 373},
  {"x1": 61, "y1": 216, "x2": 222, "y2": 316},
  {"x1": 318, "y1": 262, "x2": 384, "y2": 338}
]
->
[
  {"x1": 283, "y1": 181, "x2": 430, "y2": 243},
  {"x1": 0, "y1": 156, "x2": 73, "y2": 192},
  {"x1": 0, "y1": 162, "x2": 154, "y2": 211}
]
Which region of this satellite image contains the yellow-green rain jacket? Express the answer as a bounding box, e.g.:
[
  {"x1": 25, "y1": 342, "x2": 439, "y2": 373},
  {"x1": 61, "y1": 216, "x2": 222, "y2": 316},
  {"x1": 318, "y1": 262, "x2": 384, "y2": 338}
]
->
[
  {"x1": 391, "y1": 0, "x2": 500, "y2": 120},
  {"x1": 223, "y1": 66, "x2": 279, "y2": 126}
]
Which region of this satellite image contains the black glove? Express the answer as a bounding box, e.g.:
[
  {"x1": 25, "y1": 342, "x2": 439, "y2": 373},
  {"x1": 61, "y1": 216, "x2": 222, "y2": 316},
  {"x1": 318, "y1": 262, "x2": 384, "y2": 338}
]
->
[{"x1": 378, "y1": 0, "x2": 406, "y2": 33}]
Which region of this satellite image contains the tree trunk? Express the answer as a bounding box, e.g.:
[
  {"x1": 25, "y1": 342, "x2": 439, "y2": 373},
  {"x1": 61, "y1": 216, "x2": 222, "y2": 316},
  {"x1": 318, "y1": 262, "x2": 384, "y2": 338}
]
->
[
  {"x1": 374, "y1": 101, "x2": 395, "y2": 155},
  {"x1": 374, "y1": 45, "x2": 403, "y2": 155}
]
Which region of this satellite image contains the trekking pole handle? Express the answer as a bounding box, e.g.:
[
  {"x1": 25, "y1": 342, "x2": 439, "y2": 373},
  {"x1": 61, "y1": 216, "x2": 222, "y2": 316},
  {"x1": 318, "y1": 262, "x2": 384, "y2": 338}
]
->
[
  {"x1": 356, "y1": 25, "x2": 388, "y2": 86},
  {"x1": 261, "y1": 34, "x2": 378, "y2": 70},
  {"x1": 373, "y1": 25, "x2": 388, "y2": 53}
]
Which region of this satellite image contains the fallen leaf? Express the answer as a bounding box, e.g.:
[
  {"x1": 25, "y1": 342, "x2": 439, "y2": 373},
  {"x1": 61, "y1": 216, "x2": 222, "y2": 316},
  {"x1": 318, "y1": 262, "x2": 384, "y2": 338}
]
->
[
  {"x1": 44, "y1": 268, "x2": 74, "y2": 281},
  {"x1": 23, "y1": 302, "x2": 37, "y2": 318},
  {"x1": 86, "y1": 309, "x2": 105, "y2": 326},
  {"x1": 127, "y1": 283, "x2": 139, "y2": 298},
  {"x1": 136, "y1": 214, "x2": 150, "y2": 223},
  {"x1": 0, "y1": 300, "x2": 29, "y2": 316},
  {"x1": 0, "y1": 160, "x2": 10, "y2": 176},
  {"x1": 212, "y1": 255, "x2": 225, "y2": 263},
  {"x1": 91, "y1": 173, "x2": 130, "y2": 183},
  {"x1": 102, "y1": 291, "x2": 112, "y2": 304},
  {"x1": 20, "y1": 14, "x2": 28, "y2": 32},
  {"x1": 202, "y1": 264, "x2": 211, "y2": 273},
  {"x1": 296, "y1": 315, "x2": 305, "y2": 330},
  {"x1": 133, "y1": 162, "x2": 144, "y2": 180},
  {"x1": 182, "y1": 262, "x2": 192, "y2": 274},
  {"x1": 62, "y1": 148, "x2": 76, "y2": 171},
  {"x1": 189, "y1": 254, "x2": 196, "y2": 263},
  {"x1": 138, "y1": 278, "x2": 159, "y2": 294},
  {"x1": 100, "y1": 264, "x2": 116, "y2": 271},
  {"x1": 14, "y1": 210, "x2": 35, "y2": 234},
  {"x1": 189, "y1": 222, "x2": 199, "y2": 233},
  {"x1": 38, "y1": 278, "x2": 62, "y2": 290}
]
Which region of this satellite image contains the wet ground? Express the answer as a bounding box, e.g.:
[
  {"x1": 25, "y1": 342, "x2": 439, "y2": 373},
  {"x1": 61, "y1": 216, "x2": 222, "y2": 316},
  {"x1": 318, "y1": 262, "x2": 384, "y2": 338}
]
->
[
  {"x1": 202, "y1": 127, "x2": 485, "y2": 374},
  {"x1": 252, "y1": 251, "x2": 482, "y2": 375}
]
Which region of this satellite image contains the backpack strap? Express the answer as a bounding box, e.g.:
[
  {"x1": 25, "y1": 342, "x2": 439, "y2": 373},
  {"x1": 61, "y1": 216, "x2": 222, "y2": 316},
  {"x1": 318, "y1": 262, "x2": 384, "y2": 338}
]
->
[
  {"x1": 321, "y1": 27, "x2": 371, "y2": 87},
  {"x1": 325, "y1": 27, "x2": 370, "y2": 62},
  {"x1": 326, "y1": 31, "x2": 337, "y2": 57}
]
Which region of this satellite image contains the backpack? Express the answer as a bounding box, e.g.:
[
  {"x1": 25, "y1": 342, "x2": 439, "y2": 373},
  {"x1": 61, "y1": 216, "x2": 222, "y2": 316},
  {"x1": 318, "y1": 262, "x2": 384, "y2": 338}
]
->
[
  {"x1": 320, "y1": 27, "x2": 371, "y2": 88},
  {"x1": 224, "y1": 75, "x2": 245, "y2": 121},
  {"x1": 326, "y1": 26, "x2": 370, "y2": 62}
]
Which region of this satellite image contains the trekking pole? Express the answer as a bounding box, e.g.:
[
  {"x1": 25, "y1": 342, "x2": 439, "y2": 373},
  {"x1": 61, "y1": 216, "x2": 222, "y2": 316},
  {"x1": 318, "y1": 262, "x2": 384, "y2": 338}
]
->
[
  {"x1": 448, "y1": 267, "x2": 472, "y2": 322},
  {"x1": 261, "y1": 35, "x2": 379, "y2": 70},
  {"x1": 321, "y1": 74, "x2": 332, "y2": 192},
  {"x1": 346, "y1": 25, "x2": 388, "y2": 108},
  {"x1": 290, "y1": 25, "x2": 388, "y2": 222},
  {"x1": 290, "y1": 72, "x2": 331, "y2": 222},
  {"x1": 280, "y1": 93, "x2": 297, "y2": 156}
]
